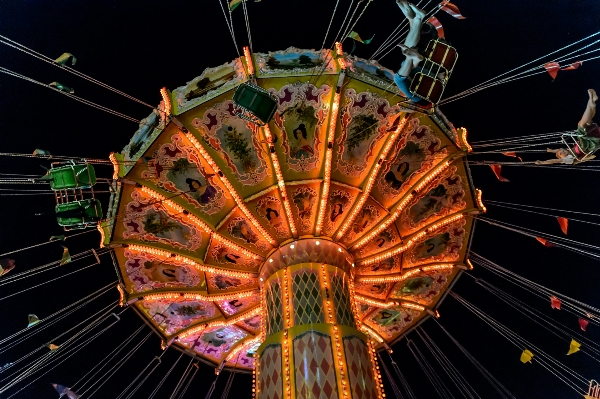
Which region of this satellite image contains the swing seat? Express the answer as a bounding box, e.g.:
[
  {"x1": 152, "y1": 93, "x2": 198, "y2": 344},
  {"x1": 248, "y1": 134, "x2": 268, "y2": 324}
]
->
[
  {"x1": 47, "y1": 164, "x2": 96, "y2": 190},
  {"x1": 409, "y1": 39, "x2": 458, "y2": 104},
  {"x1": 55, "y1": 199, "x2": 103, "y2": 228},
  {"x1": 232, "y1": 83, "x2": 278, "y2": 126}
]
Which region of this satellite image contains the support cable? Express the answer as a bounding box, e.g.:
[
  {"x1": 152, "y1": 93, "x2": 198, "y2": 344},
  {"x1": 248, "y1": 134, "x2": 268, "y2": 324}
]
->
[
  {"x1": 377, "y1": 353, "x2": 405, "y2": 399},
  {"x1": 485, "y1": 202, "x2": 600, "y2": 228},
  {"x1": 388, "y1": 351, "x2": 417, "y2": 399},
  {"x1": 407, "y1": 338, "x2": 453, "y2": 399},
  {"x1": 168, "y1": 357, "x2": 195, "y2": 399},
  {"x1": 147, "y1": 352, "x2": 185, "y2": 399},
  {"x1": 0, "y1": 229, "x2": 97, "y2": 257},
  {"x1": 120, "y1": 349, "x2": 169, "y2": 399},
  {"x1": 176, "y1": 363, "x2": 200, "y2": 399}
]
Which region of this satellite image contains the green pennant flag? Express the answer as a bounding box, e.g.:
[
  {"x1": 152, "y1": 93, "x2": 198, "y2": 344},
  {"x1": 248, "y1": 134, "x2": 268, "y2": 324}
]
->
[
  {"x1": 49, "y1": 82, "x2": 74, "y2": 94},
  {"x1": 229, "y1": 0, "x2": 243, "y2": 10},
  {"x1": 28, "y1": 314, "x2": 40, "y2": 327},
  {"x1": 347, "y1": 31, "x2": 375, "y2": 44},
  {"x1": 54, "y1": 53, "x2": 77, "y2": 66},
  {"x1": 50, "y1": 235, "x2": 65, "y2": 242},
  {"x1": 60, "y1": 246, "x2": 71, "y2": 266}
]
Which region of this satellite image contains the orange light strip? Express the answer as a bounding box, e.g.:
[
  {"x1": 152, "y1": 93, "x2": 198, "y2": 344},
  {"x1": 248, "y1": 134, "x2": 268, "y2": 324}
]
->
[
  {"x1": 177, "y1": 324, "x2": 207, "y2": 340},
  {"x1": 263, "y1": 125, "x2": 297, "y2": 236},
  {"x1": 352, "y1": 160, "x2": 451, "y2": 250},
  {"x1": 109, "y1": 152, "x2": 119, "y2": 180},
  {"x1": 178, "y1": 306, "x2": 261, "y2": 339},
  {"x1": 361, "y1": 324, "x2": 385, "y2": 343},
  {"x1": 185, "y1": 133, "x2": 277, "y2": 246},
  {"x1": 117, "y1": 284, "x2": 126, "y2": 306},
  {"x1": 475, "y1": 189, "x2": 486, "y2": 213},
  {"x1": 354, "y1": 295, "x2": 425, "y2": 311},
  {"x1": 334, "y1": 42, "x2": 347, "y2": 69},
  {"x1": 160, "y1": 87, "x2": 171, "y2": 118},
  {"x1": 367, "y1": 339, "x2": 386, "y2": 399},
  {"x1": 321, "y1": 265, "x2": 349, "y2": 398},
  {"x1": 348, "y1": 264, "x2": 360, "y2": 322},
  {"x1": 355, "y1": 263, "x2": 456, "y2": 283},
  {"x1": 253, "y1": 357, "x2": 259, "y2": 399},
  {"x1": 143, "y1": 290, "x2": 255, "y2": 302},
  {"x1": 128, "y1": 244, "x2": 256, "y2": 278},
  {"x1": 226, "y1": 336, "x2": 261, "y2": 362},
  {"x1": 315, "y1": 92, "x2": 341, "y2": 235},
  {"x1": 358, "y1": 213, "x2": 465, "y2": 266},
  {"x1": 96, "y1": 223, "x2": 106, "y2": 248},
  {"x1": 336, "y1": 115, "x2": 410, "y2": 240},
  {"x1": 458, "y1": 127, "x2": 472, "y2": 152},
  {"x1": 282, "y1": 268, "x2": 291, "y2": 399},
  {"x1": 244, "y1": 46, "x2": 255, "y2": 76},
  {"x1": 139, "y1": 186, "x2": 262, "y2": 259}
]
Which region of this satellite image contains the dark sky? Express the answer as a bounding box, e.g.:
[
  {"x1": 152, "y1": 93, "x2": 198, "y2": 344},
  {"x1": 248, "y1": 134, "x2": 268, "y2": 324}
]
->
[{"x1": 1, "y1": 0, "x2": 599, "y2": 398}]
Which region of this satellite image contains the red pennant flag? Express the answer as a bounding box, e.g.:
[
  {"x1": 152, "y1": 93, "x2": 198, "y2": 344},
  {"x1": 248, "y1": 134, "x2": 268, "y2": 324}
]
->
[
  {"x1": 427, "y1": 16, "x2": 445, "y2": 40},
  {"x1": 562, "y1": 61, "x2": 582, "y2": 71},
  {"x1": 536, "y1": 237, "x2": 554, "y2": 247},
  {"x1": 579, "y1": 318, "x2": 589, "y2": 331},
  {"x1": 557, "y1": 217, "x2": 568, "y2": 235},
  {"x1": 439, "y1": 1, "x2": 466, "y2": 19},
  {"x1": 502, "y1": 151, "x2": 523, "y2": 161},
  {"x1": 544, "y1": 62, "x2": 560, "y2": 80},
  {"x1": 550, "y1": 296, "x2": 561, "y2": 310},
  {"x1": 489, "y1": 164, "x2": 509, "y2": 182}
]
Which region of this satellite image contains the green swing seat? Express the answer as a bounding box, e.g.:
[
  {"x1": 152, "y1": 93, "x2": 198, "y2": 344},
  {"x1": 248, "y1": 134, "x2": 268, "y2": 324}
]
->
[
  {"x1": 47, "y1": 164, "x2": 96, "y2": 190},
  {"x1": 55, "y1": 199, "x2": 103, "y2": 228},
  {"x1": 232, "y1": 83, "x2": 278, "y2": 125}
]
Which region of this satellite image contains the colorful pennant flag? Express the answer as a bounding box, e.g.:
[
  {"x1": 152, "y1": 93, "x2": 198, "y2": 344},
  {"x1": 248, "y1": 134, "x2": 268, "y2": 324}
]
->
[
  {"x1": 54, "y1": 53, "x2": 77, "y2": 66},
  {"x1": 567, "y1": 339, "x2": 581, "y2": 355},
  {"x1": 47, "y1": 343, "x2": 60, "y2": 351},
  {"x1": 0, "y1": 258, "x2": 16, "y2": 276},
  {"x1": 427, "y1": 17, "x2": 445, "y2": 39},
  {"x1": 520, "y1": 349, "x2": 534, "y2": 363},
  {"x1": 502, "y1": 151, "x2": 523, "y2": 161},
  {"x1": 347, "y1": 31, "x2": 375, "y2": 44},
  {"x1": 544, "y1": 62, "x2": 560, "y2": 80},
  {"x1": 489, "y1": 164, "x2": 509, "y2": 182},
  {"x1": 229, "y1": 0, "x2": 242, "y2": 11},
  {"x1": 536, "y1": 237, "x2": 554, "y2": 247},
  {"x1": 550, "y1": 296, "x2": 562, "y2": 310},
  {"x1": 33, "y1": 149, "x2": 51, "y2": 156},
  {"x1": 28, "y1": 314, "x2": 40, "y2": 328},
  {"x1": 50, "y1": 235, "x2": 65, "y2": 242},
  {"x1": 557, "y1": 217, "x2": 568, "y2": 235},
  {"x1": 52, "y1": 384, "x2": 81, "y2": 399},
  {"x1": 49, "y1": 82, "x2": 74, "y2": 94},
  {"x1": 579, "y1": 318, "x2": 589, "y2": 332},
  {"x1": 562, "y1": 61, "x2": 582, "y2": 70},
  {"x1": 60, "y1": 246, "x2": 72, "y2": 266},
  {"x1": 439, "y1": 1, "x2": 466, "y2": 19}
]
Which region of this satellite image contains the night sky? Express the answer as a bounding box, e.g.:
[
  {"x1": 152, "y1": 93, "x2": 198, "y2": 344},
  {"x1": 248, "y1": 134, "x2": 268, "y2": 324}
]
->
[{"x1": 1, "y1": 0, "x2": 599, "y2": 398}]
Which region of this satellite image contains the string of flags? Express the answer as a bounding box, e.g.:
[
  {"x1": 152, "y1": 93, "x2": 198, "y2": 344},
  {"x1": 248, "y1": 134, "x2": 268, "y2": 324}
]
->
[
  {"x1": 27, "y1": 314, "x2": 40, "y2": 328},
  {"x1": 489, "y1": 164, "x2": 509, "y2": 182},
  {"x1": 49, "y1": 82, "x2": 74, "y2": 94},
  {"x1": 439, "y1": 0, "x2": 466, "y2": 19},
  {"x1": 0, "y1": 258, "x2": 15, "y2": 276},
  {"x1": 52, "y1": 383, "x2": 80, "y2": 399},
  {"x1": 543, "y1": 61, "x2": 583, "y2": 80},
  {"x1": 229, "y1": 0, "x2": 261, "y2": 11},
  {"x1": 54, "y1": 53, "x2": 77, "y2": 66},
  {"x1": 347, "y1": 31, "x2": 375, "y2": 45},
  {"x1": 60, "y1": 246, "x2": 72, "y2": 266}
]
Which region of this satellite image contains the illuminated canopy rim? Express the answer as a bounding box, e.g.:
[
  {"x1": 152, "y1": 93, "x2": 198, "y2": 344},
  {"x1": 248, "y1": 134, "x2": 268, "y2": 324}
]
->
[{"x1": 107, "y1": 44, "x2": 482, "y2": 372}]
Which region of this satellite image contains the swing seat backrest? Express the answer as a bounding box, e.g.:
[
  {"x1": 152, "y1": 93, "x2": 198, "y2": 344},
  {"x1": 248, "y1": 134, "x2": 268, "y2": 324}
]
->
[
  {"x1": 232, "y1": 83, "x2": 278, "y2": 125},
  {"x1": 49, "y1": 164, "x2": 97, "y2": 190},
  {"x1": 55, "y1": 198, "x2": 103, "y2": 228}
]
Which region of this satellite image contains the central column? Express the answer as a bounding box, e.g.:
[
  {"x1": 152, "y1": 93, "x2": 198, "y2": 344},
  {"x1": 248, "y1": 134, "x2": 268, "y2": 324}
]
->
[{"x1": 255, "y1": 239, "x2": 384, "y2": 399}]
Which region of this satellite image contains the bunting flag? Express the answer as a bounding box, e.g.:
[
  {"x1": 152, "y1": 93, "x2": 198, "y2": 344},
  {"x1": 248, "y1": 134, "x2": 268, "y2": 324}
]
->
[
  {"x1": 54, "y1": 53, "x2": 77, "y2": 66},
  {"x1": 550, "y1": 296, "x2": 561, "y2": 310},
  {"x1": 60, "y1": 246, "x2": 72, "y2": 266},
  {"x1": 557, "y1": 217, "x2": 568, "y2": 235},
  {"x1": 52, "y1": 384, "x2": 81, "y2": 399},
  {"x1": 439, "y1": 1, "x2": 466, "y2": 19},
  {"x1": 50, "y1": 235, "x2": 66, "y2": 242},
  {"x1": 579, "y1": 318, "x2": 589, "y2": 331},
  {"x1": 49, "y1": 82, "x2": 74, "y2": 94},
  {"x1": 47, "y1": 343, "x2": 60, "y2": 351},
  {"x1": 501, "y1": 151, "x2": 523, "y2": 161},
  {"x1": 562, "y1": 61, "x2": 582, "y2": 70},
  {"x1": 427, "y1": 16, "x2": 445, "y2": 39},
  {"x1": 28, "y1": 314, "x2": 41, "y2": 327},
  {"x1": 489, "y1": 164, "x2": 509, "y2": 182},
  {"x1": 543, "y1": 62, "x2": 560, "y2": 80},
  {"x1": 0, "y1": 258, "x2": 16, "y2": 276},
  {"x1": 33, "y1": 149, "x2": 51, "y2": 156},
  {"x1": 536, "y1": 237, "x2": 554, "y2": 247},
  {"x1": 520, "y1": 349, "x2": 534, "y2": 363},
  {"x1": 567, "y1": 339, "x2": 581, "y2": 355},
  {"x1": 347, "y1": 31, "x2": 375, "y2": 44},
  {"x1": 229, "y1": 0, "x2": 242, "y2": 11}
]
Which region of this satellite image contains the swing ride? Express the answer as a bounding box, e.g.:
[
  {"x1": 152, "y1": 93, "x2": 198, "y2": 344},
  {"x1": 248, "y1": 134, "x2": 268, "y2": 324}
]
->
[{"x1": 1, "y1": 0, "x2": 600, "y2": 398}]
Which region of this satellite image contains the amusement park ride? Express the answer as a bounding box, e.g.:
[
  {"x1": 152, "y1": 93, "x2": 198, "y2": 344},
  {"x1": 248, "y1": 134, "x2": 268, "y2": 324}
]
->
[{"x1": 2, "y1": 1, "x2": 600, "y2": 397}]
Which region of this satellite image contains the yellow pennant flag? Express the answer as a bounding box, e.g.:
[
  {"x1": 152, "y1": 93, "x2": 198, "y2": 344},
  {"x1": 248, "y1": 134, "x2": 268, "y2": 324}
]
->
[
  {"x1": 60, "y1": 246, "x2": 72, "y2": 266},
  {"x1": 47, "y1": 343, "x2": 60, "y2": 351},
  {"x1": 520, "y1": 349, "x2": 534, "y2": 363},
  {"x1": 54, "y1": 52, "x2": 77, "y2": 66},
  {"x1": 567, "y1": 339, "x2": 581, "y2": 355},
  {"x1": 347, "y1": 31, "x2": 375, "y2": 44},
  {"x1": 229, "y1": 0, "x2": 243, "y2": 10}
]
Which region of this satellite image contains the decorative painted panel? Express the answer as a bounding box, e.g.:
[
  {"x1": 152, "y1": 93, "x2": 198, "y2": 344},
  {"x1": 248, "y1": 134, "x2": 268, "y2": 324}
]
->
[
  {"x1": 260, "y1": 344, "x2": 283, "y2": 399},
  {"x1": 138, "y1": 297, "x2": 216, "y2": 335},
  {"x1": 205, "y1": 272, "x2": 257, "y2": 293},
  {"x1": 389, "y1": 269, "x2": 453, "y2": 305},
  {"x1": 293, "y1": 331, "x2": 339, "y2": 399},
  {"x1": 255, "y1": 48, "x2": 337, "y2": 77},
  {"x1": 405, "y1": 217, "x2": 467, "y2": 267},
  {"x1": 366, "y1": 307, "x2": 422, "y2": 339},
  {"x1": 217, "y1": 294, "x2": 261, "y2": 316},
  {"x1": 343, "y1": 336, "x2": 379, "y2": 399},
  {"x1": 292, "y1": 270, "x2": 324, "y2": 326},
  {"x1": 179, "y1": 325, "x2": 248, "y2": 360}
]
